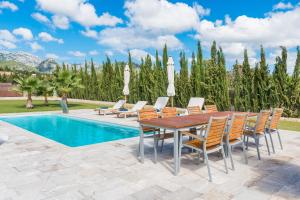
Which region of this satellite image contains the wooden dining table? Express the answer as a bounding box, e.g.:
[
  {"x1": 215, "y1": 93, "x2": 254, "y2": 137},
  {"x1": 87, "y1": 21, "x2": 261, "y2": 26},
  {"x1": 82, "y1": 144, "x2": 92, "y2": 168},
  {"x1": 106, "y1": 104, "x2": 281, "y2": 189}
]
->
[{"x1": 138, "y1": 111, "x2": 257, "y2": 175}]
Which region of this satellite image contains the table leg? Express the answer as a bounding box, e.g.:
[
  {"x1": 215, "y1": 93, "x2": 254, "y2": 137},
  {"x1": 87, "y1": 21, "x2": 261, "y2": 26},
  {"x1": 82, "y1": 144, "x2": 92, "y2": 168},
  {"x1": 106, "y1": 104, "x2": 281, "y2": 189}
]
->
[
  {"x1": 174, "y1": 129, "x2": 179, "y2": 175},
  {"x1": 139, "y1": 126, "x2": 144, "y2": 163}
]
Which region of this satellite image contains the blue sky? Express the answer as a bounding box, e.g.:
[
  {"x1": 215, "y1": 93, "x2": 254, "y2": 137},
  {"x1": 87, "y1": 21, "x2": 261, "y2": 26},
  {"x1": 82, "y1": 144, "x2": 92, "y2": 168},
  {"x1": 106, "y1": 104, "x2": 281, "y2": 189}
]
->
[{"x1": 0, "y1": 0, "x2": 300, "y2": 72}]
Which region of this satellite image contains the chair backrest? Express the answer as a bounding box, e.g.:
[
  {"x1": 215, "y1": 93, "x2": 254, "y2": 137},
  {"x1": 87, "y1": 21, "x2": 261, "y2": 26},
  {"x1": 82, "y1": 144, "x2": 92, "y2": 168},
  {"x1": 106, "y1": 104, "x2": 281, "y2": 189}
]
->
[
  {"x1": 187, "y1": 97, "x2": 205, "y2": 110},
  {"x1": 161, "y1": 107, "x2": 177, "y2": 118},
  {"x1": 112, "y1": 100, "x2": 126, "y2": 109},
  {"x1": 154, "y1": 97, "x2": 169, "y2": 110},
  {"x1": 132, "y1": 101, "x2": 147, "y2": 112},
  {"x1": 228, "y1": 114, "x2": 248, "y2": 141},
  {"x1": 138, "y1": 108, "x2": 158, "y2": 121},
  {"x1": 187, "y1": 106, "x2": 202, "y2": 115},
  {"x1": 204, "y1": 116, "x2": 228, "y2": 147},
  {"x1": 269, "y1": 108, "x2": 283, "y2": 129},
  {"x1": 205, "y1": 104, "x2": 218, "y2": 113},
  {"x1": 255, "y1": 110, "x2": 271, "y2": 134}
]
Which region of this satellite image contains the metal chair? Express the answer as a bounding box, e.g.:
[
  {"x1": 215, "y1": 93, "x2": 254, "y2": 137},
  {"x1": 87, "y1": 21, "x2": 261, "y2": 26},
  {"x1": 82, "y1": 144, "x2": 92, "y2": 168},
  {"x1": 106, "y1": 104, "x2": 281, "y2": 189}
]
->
[
  {"x1": 187, "y1": 106, "x2": 202, "y2": 115},
  {"x1": 244, "y1": 110, "x2": 271, "y2": 160},
  {"x1": 225, "y1": 113, "x2": 248, "y2": 170},
  {"x1": 266, "y1": 108, "x2": 284, "y2": 153},
  {"x1": 137, "y1": 108, "x2": 159, "y2": 161},
  {"x1": 180, "y1": 116, "x2": 229, "y2": 182},
  {"x1": 205, "y1": 104, "x2": 218, "y2": 113},
  {"x1": 159, "y1": 107, "x2": 177, "y2": 153}
]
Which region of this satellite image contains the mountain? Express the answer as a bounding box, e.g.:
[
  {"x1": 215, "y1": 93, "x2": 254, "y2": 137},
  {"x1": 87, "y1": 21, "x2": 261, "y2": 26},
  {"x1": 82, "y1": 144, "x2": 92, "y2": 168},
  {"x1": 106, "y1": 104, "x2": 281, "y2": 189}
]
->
[
  {"x1": 0, "y1": 51, "x2": 41, "y2": 68},
  {"x1": 37, "y1": 58, "x2": 58, "y2": 73}
]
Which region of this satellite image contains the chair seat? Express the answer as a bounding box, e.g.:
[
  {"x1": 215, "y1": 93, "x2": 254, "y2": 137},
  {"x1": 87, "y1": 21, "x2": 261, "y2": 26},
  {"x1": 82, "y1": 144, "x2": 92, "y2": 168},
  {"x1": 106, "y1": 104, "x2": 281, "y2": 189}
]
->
[
  {"x1": 183, "y1": 139, "x2": 220, "y2": 151},
  {"x1": 143, "y1": 127, "x2": 159, "y2": 133},
  {"x1": 228, "y1": 138, "x2": 242, "y2": 145},
  {"x1": 154, "y1": 132, "x2": 174, "y2": 140},
  {"x1": 244, "y1": 129, "x2": 264, "y2": 136}
]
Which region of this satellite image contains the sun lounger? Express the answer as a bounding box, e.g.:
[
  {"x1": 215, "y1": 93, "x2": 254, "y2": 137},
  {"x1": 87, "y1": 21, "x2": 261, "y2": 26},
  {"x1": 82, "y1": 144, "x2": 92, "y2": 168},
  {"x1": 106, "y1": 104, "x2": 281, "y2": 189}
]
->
[
  {"x1": 117, "y1": 101, "x2": 147, "y2": 118},
  {"x1": 153, "y1": 97, "x2": 169, "y2": 111},
  {"x1": 96, "y1": 100, "x2": 126, "y2": 115}
]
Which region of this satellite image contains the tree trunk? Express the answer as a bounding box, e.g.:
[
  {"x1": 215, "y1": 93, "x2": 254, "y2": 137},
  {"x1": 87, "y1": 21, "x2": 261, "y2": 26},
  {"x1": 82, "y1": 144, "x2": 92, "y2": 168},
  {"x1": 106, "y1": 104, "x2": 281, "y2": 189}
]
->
[
  {"x1": 44, "y1": 94, "x2": 48, "y2": 106},
  {"x1": 26, "y1": 93, "x2": 33, "y2": 109}
]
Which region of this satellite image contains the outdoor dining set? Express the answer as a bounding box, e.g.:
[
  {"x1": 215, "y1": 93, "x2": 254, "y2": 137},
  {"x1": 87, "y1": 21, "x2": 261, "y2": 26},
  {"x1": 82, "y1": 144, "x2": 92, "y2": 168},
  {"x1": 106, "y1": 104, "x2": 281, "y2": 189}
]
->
[{"x1": 136, "y1": 97, "x2": 284, "y2": 182}]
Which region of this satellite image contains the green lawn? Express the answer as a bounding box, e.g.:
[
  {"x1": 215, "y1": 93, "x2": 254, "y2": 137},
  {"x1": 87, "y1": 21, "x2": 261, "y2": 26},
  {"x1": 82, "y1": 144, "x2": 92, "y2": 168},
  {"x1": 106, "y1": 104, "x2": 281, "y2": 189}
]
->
[
  {"x1": 0, "y1": 100, "x2": 101, "y2": 114},
  {"x1": 278, "y1": 120, "x2": 300, "y2": 132}
]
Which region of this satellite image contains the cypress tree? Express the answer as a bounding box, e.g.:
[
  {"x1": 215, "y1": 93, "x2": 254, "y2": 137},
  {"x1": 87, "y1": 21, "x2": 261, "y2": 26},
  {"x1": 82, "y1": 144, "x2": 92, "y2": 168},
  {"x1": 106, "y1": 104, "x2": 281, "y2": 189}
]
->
[
  {"x1": 176, "y1": 51, "x2": 190, "y2": 107},
  {"x1": 259, "y1": 46, "x2": 270, "y2": 109},
  {"x1": 289, "y1": 47, "x2": 300, "y2": 116},
  {"x1": 162, "y1": 44, "x2": 168, "y2": 93},
  {"x1": 217, "y1": 47, "x2": 230, "y2": 110},
  {"x1": 190, "y1": 52, "x2": 198, "y2": 96},
  {"x1": 90, "y1": 59, "x2": 98, "y2": 100},
  {"x1": 232, "y1": 60, "x2": 243, "y2": 110},
  {"x1": 241, "y1": 49, "x2": 252, "y2": 111},
  {"x1": 196, "y1": 41, "x2": 205, "y2": 96},
  {"x1": 139, "y1": 55, "x2": 155, "y2": 104},
  {"x1": 153, "y1": 50, "x2": 164, "y2": 98},
  {"x1": 272, "y1": 47, "x2": 289, "y2": 111}
]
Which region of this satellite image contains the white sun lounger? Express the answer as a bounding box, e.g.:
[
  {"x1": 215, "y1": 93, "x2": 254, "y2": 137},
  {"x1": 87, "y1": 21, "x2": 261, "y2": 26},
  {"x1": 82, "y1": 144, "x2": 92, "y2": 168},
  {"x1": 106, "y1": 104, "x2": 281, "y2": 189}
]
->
[
  {"x1": 97, "y1": 100, "x2": 126, "y2": 115},
  {"x1": 153, "y1": 97, "x2": 169, "y2": 111},
  {"x1": 117, "y1": 101, "x2": 147, "y2": 118}
]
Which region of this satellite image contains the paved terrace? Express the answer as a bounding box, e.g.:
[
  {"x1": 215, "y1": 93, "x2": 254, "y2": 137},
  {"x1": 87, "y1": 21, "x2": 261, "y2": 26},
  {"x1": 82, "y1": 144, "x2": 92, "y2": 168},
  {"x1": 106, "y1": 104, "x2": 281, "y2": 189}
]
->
[{"x1": 0, "y1": 109, "x2": 300, "y2": 200}]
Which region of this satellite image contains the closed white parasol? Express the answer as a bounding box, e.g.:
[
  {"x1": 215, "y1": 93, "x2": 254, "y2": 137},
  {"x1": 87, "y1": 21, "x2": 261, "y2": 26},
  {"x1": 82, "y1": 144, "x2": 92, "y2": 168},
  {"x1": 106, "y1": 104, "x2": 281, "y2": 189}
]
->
[
  {"x1": 167, "y1": 56, "x2": 175, "y2": 106},
  {"x1": 123, "y1": 64, "x2": 130, "y2": 100}
]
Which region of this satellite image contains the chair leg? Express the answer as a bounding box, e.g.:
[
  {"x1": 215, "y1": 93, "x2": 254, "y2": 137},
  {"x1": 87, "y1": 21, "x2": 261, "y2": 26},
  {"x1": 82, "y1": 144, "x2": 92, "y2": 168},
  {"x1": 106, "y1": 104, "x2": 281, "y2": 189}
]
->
[
  {"x1": 221, "y1": 147, "x2": 228, "y2": 174},
  {"x1": 154, "y1": 138, "x2": 158, "y2": 163},
  {"x1": 160, "y1": 139, "x2": 165, "y2": 152},
  {"x1": 204, "y1": 151, "x2": 212, "y2": 182},
  {"x1": 228, "y1": 143, "x2": 234, "y2": 170},
  {"x1": 277, "y1": 130, "x2": 283, "y2": 150},
  {"x1": 255, "y1": 138, "x2": 261, "y2": 160},
  {"x1": 246, "y1": 136, "x2": 249, "y2": 150},
  {"x1": 264, "y1": 134, "x2": 271, "y2": 156},
  {"x1": 268, "y1": 132, "x2": 275, "y2": 153},
  {"x1": 242, "y1": 142, "x2": 248, "y2": 164}
]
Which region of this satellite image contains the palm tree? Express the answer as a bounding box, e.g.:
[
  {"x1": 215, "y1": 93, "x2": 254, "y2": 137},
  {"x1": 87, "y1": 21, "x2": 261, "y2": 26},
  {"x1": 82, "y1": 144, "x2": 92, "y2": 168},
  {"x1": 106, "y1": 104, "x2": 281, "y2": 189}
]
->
[
  {"x1": 13, "y1": 75, "x2": 38, "y2": 108},
  {"x1": 53, "y1": 70, "x2": 84, "y2": 103},
  {"x1": 36, "y1": 77, "x2": 54, "y2": 106}
]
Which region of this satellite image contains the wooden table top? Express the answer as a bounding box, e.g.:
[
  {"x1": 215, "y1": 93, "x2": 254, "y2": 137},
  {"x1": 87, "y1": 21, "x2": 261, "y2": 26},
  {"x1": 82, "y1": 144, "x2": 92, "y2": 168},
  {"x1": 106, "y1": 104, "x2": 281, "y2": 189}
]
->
[{"x1": 139, "y1": 111, "x2": 257, "y2": 129}]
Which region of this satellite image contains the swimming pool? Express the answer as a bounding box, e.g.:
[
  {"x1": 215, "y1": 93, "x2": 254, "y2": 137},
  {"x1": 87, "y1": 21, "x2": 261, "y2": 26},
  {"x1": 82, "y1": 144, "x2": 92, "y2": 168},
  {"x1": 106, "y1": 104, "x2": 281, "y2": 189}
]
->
[{"x1": 0, "y1": 115, "x2": 139, "y2": 147}]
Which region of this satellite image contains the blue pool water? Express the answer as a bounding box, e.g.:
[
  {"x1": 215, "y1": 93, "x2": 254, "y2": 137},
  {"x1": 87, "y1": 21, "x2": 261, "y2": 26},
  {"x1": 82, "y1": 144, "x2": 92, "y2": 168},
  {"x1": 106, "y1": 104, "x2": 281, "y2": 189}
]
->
[{"x1": 0, "y1": 115, "x2": 139, "y2": 147}]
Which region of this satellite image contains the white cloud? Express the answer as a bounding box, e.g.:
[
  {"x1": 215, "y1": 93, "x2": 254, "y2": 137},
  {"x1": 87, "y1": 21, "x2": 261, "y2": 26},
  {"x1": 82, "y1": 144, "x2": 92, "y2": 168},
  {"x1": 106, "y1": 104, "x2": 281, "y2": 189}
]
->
[
  {"x1": 80, "y1": 29, "x2": 98, "y2": 39},
  {"x1": 193, "y1": 3, "x2": 210, "y2": 17},
  {"x1": 31, "y1": 12, "x2": 51, "y2": 24},
  {"x1": 0, "y1": 29, "x2": 16, "y2": 49},
  {"x1": 36, "y1": 0, "x2": 122, "y2": 27},
  {"x1": 273, "y1": 2, "x2": 293, "y2": 11},
  {"x1": 30, "y1": 42, "x2": 43, "y2": 51},
  {"x1": 196, "y1": 7, "x2": 300, "y2": 49},
  {"x1": 38, "y1": 32, "x2": 63, "y2": 44},
  {"x1": 129, "y1": 49, "x2": 155, "y2": 61},
  {"x1": 12, "y1": 27, "x2": 33, "y2": 40},
  {"x1": 46, "y1": 53, "x2": 59, "y2": 59},
  {"x1": 98, "y1": 27, "x2": 183, "y2": 51},
  {"x1": 0, "y1": 1, "x2": 18, "y2": 12},
  {"x1": 89, "y1": 50, "x2": 98, "y2": 56},
  {"x1": 68, "y1": 50, "x2": 86, "y2": 57},
  {"x1": 52, "y1": 15, "x2": 69, "y2": 30},
  {"x1": 124, "y1": 0, "x2": 203, "y2": 34},
  {"x1": 105, "y1": 50, "x2": 113, "y2": 56}
]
